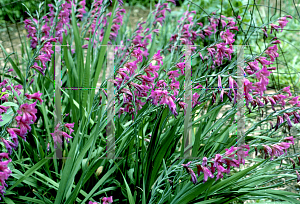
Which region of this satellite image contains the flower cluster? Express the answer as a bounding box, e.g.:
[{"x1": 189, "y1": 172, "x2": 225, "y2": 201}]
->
[
  {"x1": 262, "y1": 136, "x2": 294, "y2": 160},
  {"x1": 50, "y1": 122, "x2": 74, "y2": 148},
  {"x1": 270, "y1": 15, "x2": 293, "y2": 34},
  {"x1": 182, "y1": 145, "x2": 249, "y2": 184},
  {"x1": 0, "y1": 153, "x2": 12, "y2": 200}
]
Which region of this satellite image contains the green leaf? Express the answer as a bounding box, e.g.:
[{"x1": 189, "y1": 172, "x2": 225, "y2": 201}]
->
[
  {"x1": 122, "y1": 173, "x2": 135, "y2": 204},
  {"x1": 7, "y1": 152, "x2": 54, "y2": 191},
  {"x1": 18, "y1": 196, "x2": 46, "y2": 204},
  {"x1": 1, "y1": 102, "x2": 19, "y2": 108},
  {"x1": 0, "y1": 107, "x2": 14, "y2": 126},
  {"x1": 0, "y1": 43, "x2": 25, "y2": 84}
]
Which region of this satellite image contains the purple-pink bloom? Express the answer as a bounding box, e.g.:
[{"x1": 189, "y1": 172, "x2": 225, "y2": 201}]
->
[
  {"x1": 282, "y1": 86, "x2": 292, "y2": 97},
  {"x1": 102, "y1": 196, "x2": 113, "y2": 204},
  {"x1": 197, "y1": 164, "x2": 214, "y2": 183},
  {"x1": 24, "y1": 91, "x2": 43, "y2": 104},
  {"x1": 16, "y1": 102, "x2": 38, "y2": 123},
  {"x1": 153, "y1": 50, "x2": 163, "y2": 65},
  {"x1": 289, "y1": 96, "x2": 299, "y2": 106},
  {"x1": 220, "y1": 29, "x2": 235, "y2": 44},
  {"x1": 296, "y1": 170, "x2": 300, "y2": 182},
  {"x1": 284, "y1": 136, "x2": 294, "y2": 145},
  {"x1": 265, "y1": 45, "x2": 279, "y2": 62}
]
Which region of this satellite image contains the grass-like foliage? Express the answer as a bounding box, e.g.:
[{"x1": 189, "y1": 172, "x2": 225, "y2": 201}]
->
[{"x1": 0, "y1": 0, "x2": 300, "y2": 203}]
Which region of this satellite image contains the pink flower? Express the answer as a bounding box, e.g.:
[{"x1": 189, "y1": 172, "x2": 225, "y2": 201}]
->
[
  {"x1": 6, "y1": 128, "x2": 19, "y2": 146},
  {"x1": 0, "y1": 157, "x2": 12, "y2": 198},
  {"x1": 1, "y1": 138, "x2": 17, "y2": 155},
  {"x1": 282, "y1": 86, "x2": 292, "y2": 97},
  {"x1": 0, "y1": 106, "x2": 9, "y2": 114},
  {"x1": 25, "y1": 91, "x2": 43, "y2": 103},
  {"x1": 15, "y1": 116, "x2": 33, "y2": 135},
  {"x1": 35, "y1": 54, "x2": 51, "y2": 67},
  {"x1": 216, "y1": 165, "x2": 227, "y2": 181},
  {"x1": 167, "y1": 70, "x2": 181, "y2": 82},
  {"x1": 265, "y1": 45, "x2": 279, "y2": 62},
  {"x1": 153, "y1": 50, "x2": 163, "y2": 65},
  {"x1": 182, "y1": 161, "x2": 192, "y2": 169},
  {"x1": 64, "y1": 123, "x2": 74, "y2": 135},
  {"x1": 131, "y1": 47, "x2": 144, "y2": 63},
  {"x1": 274, "y1": 116, "x2": 284, "y2": 131},
  {"x1": 261, "y1": 27, "x2": 268, "y2": 38},
  {"x1": 16, "y1": 102, "x2": 38, "y2": 123},
  {"x1": 50, "y1": 123, "x2": 73, "y2": 148},
  {"x1": 284, "y1": 136, "x2": 294, "y2": 145},
  {"x1": 220, "y1": 29, "x2": 235, "y2": 44},
  {"x1": 102, "y1": 196, "x2": 113, "y2": 204},
  {"x1": 271, "y1": 40, "x2": 281, "y2": 44},
  {"x1": 197, "y1": 165, "x2": 214, "y2": 183},
  {"x1": 270, "y1": 23, "x2": 280, "y2": 34},
  {"x1": 30, "y1": 62, "x2": 45, "y2": 76},
  {"x1": 263, "y1": 145, "x2": 272, "y2": 159},
  {"x1": 289, "y1": 96, "x2": 299, "y2": 106},
  {"x1": 167, "y1": 0, "x2": 176, "y2": 5},
  {"x1": 218, "y1": 75, "x2": 222, "y2": 88},
  {"x1": 296, "y1": 170, "x2": 300, "y2": 182},
  {"x1": 256, "y1": 57, "x2": 272, "y2": 67},
  {"x1": 283, "y1": 113, "x2": 293, "y2": 127},
  {"x1": 278, "y1": 17, "x2": 289, "y2": 32}
]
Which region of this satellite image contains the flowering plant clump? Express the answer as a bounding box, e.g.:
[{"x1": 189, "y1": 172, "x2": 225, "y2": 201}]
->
[{"x1": 0, "y1": 0, "x2": 300, "y2": 203}]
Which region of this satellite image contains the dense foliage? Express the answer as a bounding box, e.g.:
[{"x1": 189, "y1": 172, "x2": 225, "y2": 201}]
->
[{"x1": 0, "y1": 0, "x2": 300, "y2": 203}]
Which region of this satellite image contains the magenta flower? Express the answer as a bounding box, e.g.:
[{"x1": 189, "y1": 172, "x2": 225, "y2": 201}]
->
[
  {"x1": 283, "y1": 113, "x2": 293, "y2": 127},
  {"x1": 176, "y1": 62, "x2": 185, "y2": 75},
  {"x1": 220, "y1": 29, "x2": 235, "y2": 44},
  {"x1": 35, "y1": 54, "x2": 51, "y2": 67},
  {"x1": 0, "y1": 106, "x2": 9, "y2": 115},
  {"x1": 218, "y1": 75, "x2": 222, "y2": 88},
  {"x1": 265, "y1": 45, "x2": 279, "y2": 62},
  {"x1": 6, "y1": 128, "x2": 19, "y2": 146},
  {"x1": 131, "y1": 47, "x2": 144, "y2": 63},
  {"x1": 0, "y1": 157, "x2": 12, "y2": 199},
  {"x1": 1, "y1": 138, "x2": 17, "y2": 155},
  {"x1": 64, "y1": 123, "x2": 75, "y2": 135},
  {"x1": 271, "y1": 40, "x2": 281, "y2": 44},
  {"x1": 167, "y1": 70, "x2": 181, "y2": 82},
  {"x1": 296, "y1": 171, "x2": 300, "y2": 182},
  {"x1": 215, "y1": 164, "x2": 227, "y2": 181},
  {"x1": 289, "y1": 96, "x2": 299, "y2": 106},
  {"x1": 24, "y1": 91, "x2": 43, "y2": 104},
  {"x1": 182, "y1": 161, "x2": 192, "y2": 170},
  {"x1": 282, "y1": 86, "x2": 292, "y2": 97},
  {"x1": 261, "y1": 27, "x2": 268, "y2": 38},
  {"x1": 145, "y1": 63, "x2": 160, "y2": 78},
  {"x1": 153, "y1": 50, "x2": 163, "y2": 65},
  {"x1": 236, "y1": 146, "x2": 249, "y2": 166},
  {"x1": 271, "y1": 144, "x2": 285, "y2": 157},
  {"x1": 50, "y1": 124, "x2": 73, "y2": 148},
  {"x1": 188, "y1": 168, "x2": 198, "y2": 184},
  {"x1": 197, "y1": 164, "x2": 214, "y2": 183},
  {"x1": 270, "y1": 23, "x2": 280, "y2": 34},
  {"x1": 284, "y1": 136, "x2": 294, "y2": 145},
  {"x1": 263, "y1": 145, "x2": 272, "y2": 159},
  {"x1": 15, "y1": 116, "x2": 33, "y2": 135},
  {"x1": 202, "y1": 157, "x2": 208, "y2": 166},
  {"x1": 267, "y1": 96, "x2": 276, "y2": 111},
  {"x1": 30, "y1": 62, "x2": 45, "y2": 76},
  {"x1": 16, "y1": 102, "x2": 38, "y2": 123},
  {"x1": 256, "y1": 57, "x2": 272, "y2": 67},
  {"x1": 278, "y1": 17, "x2": 289, "y2": 32}
]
